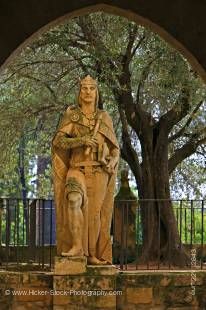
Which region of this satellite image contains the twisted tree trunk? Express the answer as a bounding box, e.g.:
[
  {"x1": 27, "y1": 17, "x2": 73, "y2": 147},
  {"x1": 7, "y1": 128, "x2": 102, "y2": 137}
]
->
[{"x1": 138, "y1": 126, "x2": 189, "y2": 266}]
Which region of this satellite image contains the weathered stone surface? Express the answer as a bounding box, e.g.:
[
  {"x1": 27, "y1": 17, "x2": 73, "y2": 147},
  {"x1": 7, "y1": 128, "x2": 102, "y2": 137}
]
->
[
  {"x1": 64, "y1": 306, "x2": 85, "y2": 310},
  {"x1": 13, "y1": 286, "x2": 52, "y2": 305},
  {"x1": 0, "y1": 292, "x2": 12, "y2": 309},
  {"x1": 117, "y1": 273, "x2": 162, "y2": 288},
  {"x1": 54, "y1": 275, "x2": 95, "y2": 291},
  {"x1": 86, "y1": 294, "x2": 116, "y2": 308},
  {"x1": 12, "y1": 304, "x2": 28, "y2": 310},
  {"x1": 126, "y1": 287, "x2": 153, "y2": 304},
  {"x1": 29, "y1": 273, "x2": 53, "y2": 287},
  {"x1": 7, "y1": 272, "x2": 21, "y2": 284},
  {"x1": 53, "y1": 277, "x2": 64, "y2": 291},
  {"x1": 53, "y1": 306, "x2": 66, "y2": 310},
  {"x1": 87, "y1": 265, "x2": 117, "y2": 276},
  {"x1": 53, "y1": 294, "x2": 69, "y2": 305},
  {"x1": 118, "y1": 305, "x2": 151, "y2": 310},
  {"x1": 54, "y1": 256, "x2": 87, "y2": 275},
  {"x1": 150, "y1": 307, "x2": 166, "y2": 310},
  {"x1": 173, "y1": 273, "x2": 203, "y2": 286},
  {"x1": 15, "y1": 301, "x2": 48, "y2": 309},
  {"x1": 160, "y1": 276, "x2": 172, "y2": 286},
  {"x1": 162, "y1": 287, "x2": 198, "y2": 307},
  {"x1": 32, "y1": 301, "x2": 46, "y2": 307},
  {"x1": 95, "y1": 277, "x2": 115, "y2": 290},
  {"x1": 167, "y1": 308, "x2": 201, "y2": 310},
  {"x1": 54, "y1": 275, "x2": 115, "y2": 291},
  {"x1": 0, "y1": 269, "x2": 206, "y2": 309},
  {"x1": 53, "y1": 293, "x2": 83, "y2": 305},
  {"x1": 173, "y1": 274, "x2": 193, "y2": 286},
  {"x1": 22, "y1": 273, "x2": 30, "y2": 284},
  {"x1": 116, "y1": 292, "x2": 126, "y2": 309},
  {"x1": 0, "y1": 272, "x2": 8, "y2": 284},
  {"x1": 153, "y1": 287, "x2": 163, "y2": 305}
]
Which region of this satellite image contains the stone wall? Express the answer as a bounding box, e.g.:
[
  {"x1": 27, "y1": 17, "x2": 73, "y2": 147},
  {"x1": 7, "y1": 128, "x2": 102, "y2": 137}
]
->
[
  {"x1": 116, "y1": 272, "x2": 206, "y2": 309},
  {"x1": 0, "y1": 271, "x2": 53, "y2": 310},
  {"x1": 0, "y1": 269, "x2": 206, "y2": 309}
]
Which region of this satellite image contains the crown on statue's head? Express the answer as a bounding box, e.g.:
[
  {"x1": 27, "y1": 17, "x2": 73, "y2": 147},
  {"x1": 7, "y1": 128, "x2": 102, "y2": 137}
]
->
[{"x1": 80, "y1": 75, "x2": 97, "y2": 86}]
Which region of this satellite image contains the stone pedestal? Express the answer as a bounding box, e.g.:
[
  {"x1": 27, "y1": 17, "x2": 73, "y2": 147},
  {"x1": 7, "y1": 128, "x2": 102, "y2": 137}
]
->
[
  {"x1": 54, "y1": 256, "x2": 87, "y2": 275},
  {"x1": 53, "y1": 264, "x2": 118, "y2": 310}
]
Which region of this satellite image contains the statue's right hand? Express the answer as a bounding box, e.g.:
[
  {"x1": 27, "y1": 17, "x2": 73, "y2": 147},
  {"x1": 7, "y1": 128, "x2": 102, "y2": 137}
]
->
[{"x1": 83, "y1": 136, "x2": 98, "y2": 147}]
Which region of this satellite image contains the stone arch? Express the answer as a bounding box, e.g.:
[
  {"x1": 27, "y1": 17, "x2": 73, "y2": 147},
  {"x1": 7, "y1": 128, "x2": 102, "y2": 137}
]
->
[{"x1": 1, "y1": 3, "x2": 206, "y2": 83}]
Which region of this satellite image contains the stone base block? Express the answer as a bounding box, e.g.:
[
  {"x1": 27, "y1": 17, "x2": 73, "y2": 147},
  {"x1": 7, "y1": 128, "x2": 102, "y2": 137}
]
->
[{"x1": 54, "y1": 256, "x2": 87, "y2": 275}]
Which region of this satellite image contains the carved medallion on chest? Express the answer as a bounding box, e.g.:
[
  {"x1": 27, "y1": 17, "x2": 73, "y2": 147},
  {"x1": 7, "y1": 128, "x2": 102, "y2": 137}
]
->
[{"x1": 71, "y1": 111, "x2": 80, "y2": 122}]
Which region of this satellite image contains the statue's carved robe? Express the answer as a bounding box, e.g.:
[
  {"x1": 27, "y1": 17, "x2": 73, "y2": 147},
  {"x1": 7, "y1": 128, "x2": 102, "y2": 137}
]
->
[{"x1": 52, "y1": 106, "x2": 119, "y2": 263}]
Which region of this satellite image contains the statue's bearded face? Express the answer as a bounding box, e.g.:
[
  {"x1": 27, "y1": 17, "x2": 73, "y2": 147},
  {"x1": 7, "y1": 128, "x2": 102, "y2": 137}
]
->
[{"x1": 79, "y1": 83, "x2": 97, "y2": 105}]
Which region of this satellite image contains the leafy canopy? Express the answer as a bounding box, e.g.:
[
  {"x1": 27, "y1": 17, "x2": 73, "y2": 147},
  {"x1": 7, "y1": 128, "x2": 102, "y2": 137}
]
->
[{"x1": 0, "y1": 12, "x2": 205, "y2": 198}]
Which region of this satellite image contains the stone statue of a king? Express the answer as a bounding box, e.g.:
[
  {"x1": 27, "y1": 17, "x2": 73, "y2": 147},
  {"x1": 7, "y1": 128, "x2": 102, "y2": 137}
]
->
[{"x1": 52, "y1": 75, "x2": 119, "y2": 265}]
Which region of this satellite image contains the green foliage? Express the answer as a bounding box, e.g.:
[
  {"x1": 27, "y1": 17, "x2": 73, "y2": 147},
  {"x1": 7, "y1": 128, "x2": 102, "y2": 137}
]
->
[
  {"x1": 174, "y1": 203, "x2": 206, "y2": 244},
  {"x1": 135, "y1": 202, "x2": 206, "y2": 244},
  {"x1": 0, "y1": 12, "x2": 205, "y2": 198},
  {"x1": 1, "y1": 202, "x2": 28, "y2": 245}
]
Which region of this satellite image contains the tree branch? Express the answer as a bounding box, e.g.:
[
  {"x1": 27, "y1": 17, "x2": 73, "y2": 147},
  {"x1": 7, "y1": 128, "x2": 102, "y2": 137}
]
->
[
  {"x1": 118, "y1": 105, "x2": 142, "y2": 188},
  {"x1": 131, "y1": 33, "x2": 146, "y2": 58},
  {"x1": 123, "y1": 24, "x2": 138, "y2": 66},
  {"x1": 159, "y1": 86, "x2": 191, "y2": 133},
  {"x1": 169, "y1": 100, "x2": 203, "y2": 142},
  {"x1": 17, "y1": 73, "x2": 57, "y2": 101},
  {"x1": 169, "y1": 132, "x2": 206, "y2": 174},
  {"x1": 136, "y1": 56, "x2": 160, "y2": 105}
]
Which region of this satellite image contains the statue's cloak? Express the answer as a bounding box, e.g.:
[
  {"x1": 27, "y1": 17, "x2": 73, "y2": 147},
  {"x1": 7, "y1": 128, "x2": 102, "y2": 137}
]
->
[{"x1": 52, "y1": 106, "x2": 119, "y2": 262}]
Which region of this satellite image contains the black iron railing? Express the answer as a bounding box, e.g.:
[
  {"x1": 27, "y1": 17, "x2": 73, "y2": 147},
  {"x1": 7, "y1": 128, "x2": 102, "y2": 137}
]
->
[
  {"x1": 0, "y1": 198, "x2": 55, "y2": 270},
  {"x1": 113, "y1": 199, "x2": 206, "y2": 270},
  {"x1": 0, "y1": 198, "x2": 205, "y2": 271}
]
